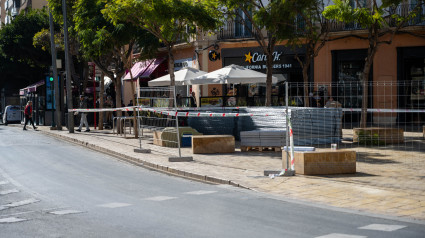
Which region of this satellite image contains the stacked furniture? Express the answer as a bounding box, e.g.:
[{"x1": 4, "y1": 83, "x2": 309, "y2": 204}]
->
[
  {"x1": 188, "y1": 107, "x2": 343, "y2": 146},
  {"x1": 240, "y1": 130, "x2": 285, "y2": 152}
]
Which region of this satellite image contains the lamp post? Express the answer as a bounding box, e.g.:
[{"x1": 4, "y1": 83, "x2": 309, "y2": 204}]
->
[{"x1": 62, "y1": 0, "x2": 74, "y2": 133}]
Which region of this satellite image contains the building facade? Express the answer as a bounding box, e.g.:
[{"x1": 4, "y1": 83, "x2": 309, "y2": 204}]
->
[
  {"x1": 0, "y1": 0, "x2": 47, "y2": 28},
  {"x1": 124, "y1": 1, "x2": 424, "y2": 125}
]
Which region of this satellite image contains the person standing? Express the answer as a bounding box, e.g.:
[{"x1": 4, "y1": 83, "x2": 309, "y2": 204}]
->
[
  {"x1": 127, "y1": 99, "x2": 133, "y2": 117},
  {"x1": 190, "y1": 91, "x2": 197, "y2": 107},
  {"x1": 104, "y1": 95, "x2": 113, "y2": 125},
  {"x1": 76, "y1": 95, "x2": 90, "y2": 132},
  {"x1": 23, "y1": 101, "x2": 37, "y2": 130}
]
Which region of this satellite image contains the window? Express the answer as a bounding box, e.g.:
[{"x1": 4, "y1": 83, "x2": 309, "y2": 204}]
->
[{"x1": 234, "y1": 8, "x2": 252, "y2": 38}]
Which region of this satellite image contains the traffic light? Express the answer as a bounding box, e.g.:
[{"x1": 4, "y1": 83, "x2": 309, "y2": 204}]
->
[{"x1": 49, "y1": 69, "x2": 54, "y2": 82}]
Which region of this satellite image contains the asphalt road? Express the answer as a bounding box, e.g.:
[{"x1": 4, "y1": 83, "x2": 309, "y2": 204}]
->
[{"x1": 1, "y1": 125, "x2": 424, "y2": 238}]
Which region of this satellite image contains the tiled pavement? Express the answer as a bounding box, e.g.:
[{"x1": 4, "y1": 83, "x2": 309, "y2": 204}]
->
[{"x1": 14, "y1": 125, "x2": 425, "y2": 222}]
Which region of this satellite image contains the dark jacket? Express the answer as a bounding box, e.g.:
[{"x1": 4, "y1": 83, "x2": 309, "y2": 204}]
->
[{"x1": 79, "y1": 98, "x2": 88, "y2": 109}]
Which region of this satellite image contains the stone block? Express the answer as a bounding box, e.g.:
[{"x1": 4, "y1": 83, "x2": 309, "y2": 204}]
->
[
  {"x1": 192, "y1": 135, "x2": 235, "y2": 154},
  {"x1": 153, "y1": 130, "x2": 165, "y2": 146},
  {"x1": 282, "y1": 150, "x2": 356, "y2": 175}
]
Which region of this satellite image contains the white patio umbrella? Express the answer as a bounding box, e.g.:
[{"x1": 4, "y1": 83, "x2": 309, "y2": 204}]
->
[
  {"x1": 186, "y1": 64, "x2": 278, "y2": 85},
  {"x1": 148, "y1": 67, "x2": 207, "y2": 86}
]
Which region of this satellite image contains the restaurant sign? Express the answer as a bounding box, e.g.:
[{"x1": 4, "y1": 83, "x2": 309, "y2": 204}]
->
[{"x1": 222, "y1": 46, "x2": 302, "y2": 72}]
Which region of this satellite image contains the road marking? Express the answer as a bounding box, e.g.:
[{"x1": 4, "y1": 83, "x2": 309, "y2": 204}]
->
[
  {"x1": 49, "y1": 210, "x2": 83, "y2": 215},
  {"x1": 358, "y1": 224, "x2": 406, "y2": 232},
  {"x1": 144, "y1": 196, "x2": 177, "y2": 201},
  {"x1": 185, "y1": 190, "x2": 217, "y2": 195},
  {"x1": 315, "y1": 234, "x2": 367, "y2": 238},
  {"x1": 0, "y1": 180, "x2": 9, "y2": 185},
  {"x1": 0, "y1": 189, "x2": 19, "y2": 195},
  {"x1": 0, "y1": 198, "x2": 39, "y2": 210},
  {"x1": 98, "y1": 203, "x2": 131, "y2": 208},
  {"x1": 0, "y1": 217, "x2": 27, "y2": 223}
]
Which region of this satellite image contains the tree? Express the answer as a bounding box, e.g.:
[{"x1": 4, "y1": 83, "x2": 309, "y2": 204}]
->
[
  {"x1": 48, "y1": 0, "x2": 89, "y2": 107},
  {"x1": 74, "y1": 0, "x2": 159, "y2": 133},
  {"x1": 216, "y1": 0, "x2": 297, "y2": 106},
  {"x1": 0, "y1": 8, "x2": 51, "y2": 92},
  {"x1": 102, "y1": 0, "x2": 219, "y2": 103},
  {"x1": 323, "y1": 0, "x2": 425, "y2": 127},
  {"x1": 282, "y1": 0, "x2": 330, "y2": 107}
]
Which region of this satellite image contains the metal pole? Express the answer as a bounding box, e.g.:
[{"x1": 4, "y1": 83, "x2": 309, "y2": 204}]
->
[
  {"x1": 62, "y1": 0, "x2": 74, "y2": 133},
  {"x1": 285, "y1": 81, "x2": 289, "y2": 170},
  {"x1": 93, "y1": 63, "x2": 96, "y2": 129},
  {"x1": 173, "y1": 86, "x2": 182, "y2": 158},
  {"x1": 49, "y1": 10, "x2": 59, "y2": 128}
]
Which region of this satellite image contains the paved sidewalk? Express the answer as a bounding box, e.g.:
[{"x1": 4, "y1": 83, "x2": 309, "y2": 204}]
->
[{"x1": 18, "y1": 125, "x2": 425, "y2": 222}]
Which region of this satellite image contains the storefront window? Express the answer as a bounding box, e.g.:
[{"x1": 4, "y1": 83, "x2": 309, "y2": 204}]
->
[
  {"x1": 337, "y1": 60, "x2": 364, "y2": 108},
  {"x1": 406, "y1": 58, "x2": 425, "y2": 107}
]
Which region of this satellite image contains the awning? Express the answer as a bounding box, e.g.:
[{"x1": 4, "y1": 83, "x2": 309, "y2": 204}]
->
[
  {"x1": 19, "y1": 80, "x2": 45, "y2": 95},
  {"x1": 140, "y1": 58, "x2": 165, "y2": 78},
  {"x1": 123, "y1": 60, "x2": 154, "y2": 80}
]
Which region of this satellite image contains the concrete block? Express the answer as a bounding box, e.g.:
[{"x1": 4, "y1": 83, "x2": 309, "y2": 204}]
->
[
  {"x1": 134, "y1": 148, "x2": 151, "y2": 153},
  {"x1": 168, "y1": 156, "x2": 193, "y2": 162},
  {"x1": 192, "y1": 135, "x2": 235, "y2": 154},
  {"x1": 353, "y1": 127, "x2": 404, "y2": 144},
  {"x1": 283, "y1": 150, "x2": 356, "y2": 175},
  {"x1": 153, "y1": 130, "x2": 165, "y2": 146}
]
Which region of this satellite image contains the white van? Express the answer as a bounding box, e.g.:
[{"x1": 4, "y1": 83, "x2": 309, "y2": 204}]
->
[{"x1": 3, "y1": 105, "x2": 21, "y2": 125}]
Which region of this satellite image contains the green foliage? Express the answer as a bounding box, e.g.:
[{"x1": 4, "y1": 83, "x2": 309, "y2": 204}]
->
[
  {"x1": 102, "y1": 0, "x2": 219, "y2": 45},
  {"x1": 0, "y1": 8, "x2": 51, "y2": 66},
  {"x1": 322, "y1": 0, "x2": 415, "y2": 28},
  {"x1": 0, "y1": 8, "x2": 52, "y2": 91},
  {"x1": 357, "y1": 131, "x2": 386, "y2": 146},
  {"x1": 33, "y1": 29, "x2": 64, "y2": 52},
  {"x1": 74, "y1": 0, "x2": 159, "y2": 62}
]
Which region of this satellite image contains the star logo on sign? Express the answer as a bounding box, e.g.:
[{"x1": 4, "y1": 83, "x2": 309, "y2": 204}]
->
[
  {"x1": 212, "y1": 52, "x2": 217, "y2": 59},
  {"x1": 245, "y1": 52, "x2": 253, "y2": 64}
]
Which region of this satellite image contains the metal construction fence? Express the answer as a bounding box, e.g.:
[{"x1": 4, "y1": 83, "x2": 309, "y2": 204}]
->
[{"x1": 70, "y1": 81, "x2": 424, "y2": 171}]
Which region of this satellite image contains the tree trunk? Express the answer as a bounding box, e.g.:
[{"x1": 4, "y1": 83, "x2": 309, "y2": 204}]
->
[
  {"x1": 98, "y1": 72, "x2": 104, "y2": 130},
  {"x1": 265, "y1": 51, "x2": 273, "y2": 106},
  {"x1": 168, "y1": 45, "x2": 176, "y2": 108},
  {"x1": 303, "y1": 60, "x2": 311, "y2": 107},
  {"x1": 129, "y1": 72, "x2": 139, "y2": 138},
  {"x1": 115, "y1": 76, "x2": 122, "y2": 118},
  {"x1": 360, "y1": 57, "x2": 372, "y2": 128},
  {"x1": 360, "y1": 26, "x2": 379, "y2": 128},
  {"x1": 82, "y1": 63, "x2": 89, "y2": 93}
]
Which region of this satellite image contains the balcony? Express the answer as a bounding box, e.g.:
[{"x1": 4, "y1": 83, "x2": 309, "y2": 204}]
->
[
  {"x1": 328, "y1": 4, "x2": 425, "y2": 32},
  {"x1": 216, "y1": 4, "x2": 423, "y2": 39},
  {"x1": 217, "y1": 20, "x2": 257, "y2": 40}
]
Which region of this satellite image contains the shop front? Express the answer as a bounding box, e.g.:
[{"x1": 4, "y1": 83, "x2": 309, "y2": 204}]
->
[
  {"x1": 397, "y1": 46, "x2": 425, "y2": 124},
  {"x1": 19, "y1": 79, "x2": 47, "y2": 126},
  {"x1": 331, "y1": 49, "x2": 373, "y2": 124},
  {"x1": 203, "y1": 45, "x2": 307, "y2": 107}
]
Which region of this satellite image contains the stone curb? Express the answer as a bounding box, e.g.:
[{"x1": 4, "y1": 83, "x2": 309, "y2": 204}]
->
[{"x1": 37, "y1": 129, "x2": 249, "y2": 190}]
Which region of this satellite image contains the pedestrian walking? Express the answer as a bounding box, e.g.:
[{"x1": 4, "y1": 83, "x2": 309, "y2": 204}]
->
[
  {"x1": 76, "y1": 95, "x2": 90, "y2": 132},
  {"x1": 23, "y1": 101, "x2": 37, "y2": 130}
]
